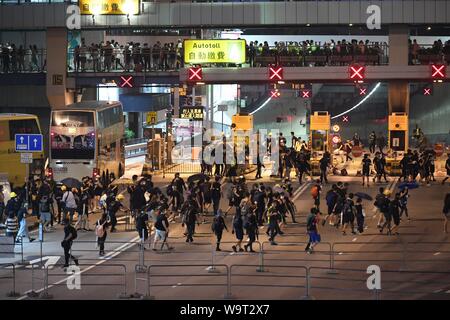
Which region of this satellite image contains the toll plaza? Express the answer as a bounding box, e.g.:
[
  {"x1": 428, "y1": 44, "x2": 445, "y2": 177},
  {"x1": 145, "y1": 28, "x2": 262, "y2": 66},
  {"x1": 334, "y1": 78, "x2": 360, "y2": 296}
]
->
[{"x1": 386, "y1": 112, "x2": 409, "y2": 175}]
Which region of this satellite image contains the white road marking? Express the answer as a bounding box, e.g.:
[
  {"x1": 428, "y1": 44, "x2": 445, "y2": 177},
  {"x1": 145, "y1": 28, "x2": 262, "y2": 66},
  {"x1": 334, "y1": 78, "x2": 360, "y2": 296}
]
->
[
  {"x1": 434, "y1": 252, "x2": 441, "y2": 256},
  {"x1": 446, "y1": 290, "x2": 450, "y2": 294},
  {"x1": 17, "y1": 235, "x2": 141, "y2": 300},
  {"x1": 292, "y1": 182, "x2": 312, "y2": 202},
  {"x1": 352, "y1": 238, "x2": 357, "y2": 242}
]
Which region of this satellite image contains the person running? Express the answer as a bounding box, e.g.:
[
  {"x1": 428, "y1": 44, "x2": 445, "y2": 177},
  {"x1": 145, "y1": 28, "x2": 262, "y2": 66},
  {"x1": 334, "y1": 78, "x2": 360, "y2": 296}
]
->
[
  {"x1": 61, "y1": 220, "x2": 78, "y2": 269},
  {"x1": 443, "y1": 193, "x2": 450, "y2": 233},
  {"x1": 182, "y1": 196, "x2": 200, "y2": 243},
  {"x1": 379, "y1": 190, "x2": 393, "y2": 235},
  {"x1": 399, "y1": 187, "x2": 410, "y2": 220},
  {"x1": 442, "y1": 154, "x2": 450, "y2": 185},
  {"x1": 152, "y1": 209, "x2": 173, "y2": 251},
  {"x1": 106, "y1": 194, "x2": 128, "y2": 233},
  {"x1": 389, "y1": 193, "x2": 401, "y2": 235},
  {"x1": 323, "y1": 184, "x2": 338, "y2": 226},
  {"x1": 361, "y1": 154, "x2": 372, "y2": 187},
  {"x1": 211, "y1": 209, "x2": 228, "y2": 251},
  {"x1": 231, "y1": 206, "x2": 244, "y2": 252},
  {"x1": 305, "y1": 208, "x2": 321, "y2": 254},
  {"x1": 135, "y1": 210, "x2": 150, "y2": 248},
  {"x1": 355, "y1": 197, "x2": 365, "y2": 234},
  {"x1": 95, "y1": 213, "x2": 109, "y2": 256}
]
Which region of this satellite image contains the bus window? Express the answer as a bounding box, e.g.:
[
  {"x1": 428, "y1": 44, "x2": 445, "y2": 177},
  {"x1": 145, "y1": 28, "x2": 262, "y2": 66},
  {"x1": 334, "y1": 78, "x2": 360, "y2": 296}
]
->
[
  {"x1": 0, "y1": 120, "x2": 9, "y2": 142},
  {"x1": 9, "y1": 119, "x2": 40, "y2": 139},
  {"x1": 51, "y1": 111, "x2": 95, "y2": 160}
]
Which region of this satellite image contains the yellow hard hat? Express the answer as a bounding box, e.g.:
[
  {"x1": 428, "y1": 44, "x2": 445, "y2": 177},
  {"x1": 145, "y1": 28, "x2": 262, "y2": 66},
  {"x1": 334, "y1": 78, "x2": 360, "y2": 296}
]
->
[
  {"x1": 116, "y1": 194, "x2": 125, "y2": 201},
  {"x1": 383, "y1": 189, "x2": 392, "y2": 196},
  {"x1": 10, "y1": 192, "x2": 17, "y2": 198},
  {"x1": 61, "y1": 185, "x2": 67, "y2": 191}
]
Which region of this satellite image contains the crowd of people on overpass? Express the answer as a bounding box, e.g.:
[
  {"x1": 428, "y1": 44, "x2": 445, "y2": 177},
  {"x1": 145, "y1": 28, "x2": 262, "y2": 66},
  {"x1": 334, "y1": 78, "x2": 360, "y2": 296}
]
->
[
  {"x1": 409, "y1": 38, "x2": 450, "y2": 65},
  {"x1": 0, "y1": 43, "x2": 44, "y2": 73}
]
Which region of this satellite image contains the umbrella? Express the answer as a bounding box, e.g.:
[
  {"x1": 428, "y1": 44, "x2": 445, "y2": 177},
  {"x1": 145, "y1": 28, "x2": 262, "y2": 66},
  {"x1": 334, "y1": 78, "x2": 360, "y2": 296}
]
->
[
  {"x1": 60, "y1": 177, "x2": 82, "y2": 190},
  {"x1": 355, "y1": 192, "x2": 373, "y2": 201},
  {"x1": 187, "y1": 173, "x2": 208, "y2": 184},
  {"x1": 110, "y1": 177, "x2": 135, "y2": 186},
  {"x1": 398, "y1": 181, "x2": 419, "y2": 190}
]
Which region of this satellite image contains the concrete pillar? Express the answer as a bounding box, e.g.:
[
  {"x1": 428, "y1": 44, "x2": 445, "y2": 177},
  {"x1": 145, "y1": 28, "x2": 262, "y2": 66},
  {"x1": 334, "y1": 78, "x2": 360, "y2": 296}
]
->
[
  {"x1": 46, "y1": 28, "x2": 74, "y2": 108},
  {"x1": 388, "y1": 25, "x2": 410, "y2": 114}
]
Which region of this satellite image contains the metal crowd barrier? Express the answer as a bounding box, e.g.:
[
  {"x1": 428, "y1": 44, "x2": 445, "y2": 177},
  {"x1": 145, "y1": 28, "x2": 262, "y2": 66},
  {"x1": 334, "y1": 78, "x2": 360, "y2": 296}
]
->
[
  {"x1": 229, "y1": 264, "x2": 308, "y2": 300},
  {"x1": 41, "y1": 263, "x2": 128, "y2": 299},
  {"x1": 141, "y1": 264, "x2": 230, "y2": 299},
  {"x1": 0, "y1": 263, "x2": 20, "y2": 297}
]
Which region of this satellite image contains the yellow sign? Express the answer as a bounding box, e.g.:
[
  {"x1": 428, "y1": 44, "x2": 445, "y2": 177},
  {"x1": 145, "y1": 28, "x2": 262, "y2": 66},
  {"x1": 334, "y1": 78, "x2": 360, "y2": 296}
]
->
[
  {"x1": 146, "y1": 112, "x2": 157, "y2": 125},
  {"x1": 232, "y1": 114, "x2": 253, "y2": 131},
  {"x1": 180, "y1": 107, "x2": 204, "y2": 121},
  {"x1": 79, "y1": 0, "x2": 139, "y2": 15},
  {"x1": 184, "y1": 40, "x2": 246, "y2": 64}
]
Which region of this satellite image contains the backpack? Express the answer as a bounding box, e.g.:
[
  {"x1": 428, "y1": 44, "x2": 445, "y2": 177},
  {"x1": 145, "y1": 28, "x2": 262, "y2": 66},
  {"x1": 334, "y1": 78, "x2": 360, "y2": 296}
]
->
[
  {"x1": 39, "y1": 200, "x2": 50, "y2": 213},
  {"x1": 311, "y1": 186, "x2": 319, "y2": 198},
  {"x1": 96, "y1": 220, "x2": 106, "y2": 238}
]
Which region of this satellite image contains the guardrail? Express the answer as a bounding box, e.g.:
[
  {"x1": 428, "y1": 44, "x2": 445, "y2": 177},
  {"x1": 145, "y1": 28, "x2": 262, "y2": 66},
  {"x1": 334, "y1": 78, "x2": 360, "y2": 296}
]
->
[
  {"x1": 125, "y1": 142, "x2": 147, "y2": 159},
  {"x1": 40, "y1": 263, "x2": 128, "y2": 299},
  {"x1": 0, "y1": 263, "x2": 20, "y2": 297},
  {"x1": 144, "y1": 264, "x2": 230, "y2": 299}
]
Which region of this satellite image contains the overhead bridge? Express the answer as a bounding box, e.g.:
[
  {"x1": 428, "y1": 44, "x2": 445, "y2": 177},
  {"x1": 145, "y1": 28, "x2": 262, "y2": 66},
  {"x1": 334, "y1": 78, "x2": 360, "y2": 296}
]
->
[{"x1": 179, "y1": 65, "x2": 448, "y2": 84}]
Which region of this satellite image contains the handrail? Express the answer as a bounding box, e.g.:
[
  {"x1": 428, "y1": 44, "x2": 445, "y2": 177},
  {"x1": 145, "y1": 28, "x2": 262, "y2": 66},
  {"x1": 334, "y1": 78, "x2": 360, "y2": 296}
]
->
[{"x1": 0, "y1": 263, "x2": 19, "y2": 297}]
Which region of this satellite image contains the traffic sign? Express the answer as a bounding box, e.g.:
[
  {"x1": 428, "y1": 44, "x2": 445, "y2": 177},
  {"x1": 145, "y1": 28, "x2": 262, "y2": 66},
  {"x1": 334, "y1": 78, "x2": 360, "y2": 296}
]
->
[
  {"x1": 270, "y1": 90, "x2": 281, "y2": 98},
  {"x1": 269, "y1": 66, "x2": 283, "y2": 81},
  {"x1": 188, "y1": 67, "x2": 203, "y2": 81},
  {"x1": 332, "y1": 124, "x2": 340, "y2": 133},
  {"x1": 146, "y1": 112, "x2": 157, "y2": 125},
  {"x1": 349, "y1": 65, "x2": 365, "y2": 81},
  {"x1": 20, "y1": 153, "x2": 33, "y2": 164},
  {"x1": 15, "y1": 134, "x2": 43, "y2": 152},
  {"x1": 218, "y1": 105, "x2": 228, "y2": 112},
  {"x1": 120, "y1": 76, "x2": 133, "y2": 88},
  {"x1": 423, "y1": 87, "x2": 432, "y2": 96},
  {"x1": 431, "y1": 64, "x2": 446, "y2": 80}
]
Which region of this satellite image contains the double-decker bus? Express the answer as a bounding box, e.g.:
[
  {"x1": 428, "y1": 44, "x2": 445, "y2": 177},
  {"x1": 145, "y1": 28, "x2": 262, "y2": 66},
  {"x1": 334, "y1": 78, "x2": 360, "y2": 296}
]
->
[
  {"x1": 0, "y1": 114, "x2": 45, "y2": 188},
  {"x1": 48, "y1": 101, "x2": 125, "y2": 182}
]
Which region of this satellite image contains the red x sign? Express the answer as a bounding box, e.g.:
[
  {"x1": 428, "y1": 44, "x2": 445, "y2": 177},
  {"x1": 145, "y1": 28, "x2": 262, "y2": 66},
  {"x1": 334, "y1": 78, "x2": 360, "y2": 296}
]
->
[
  {"x1": 349, "y1": 65, "x2": 365, "y2": 80},
  {"x1": 342, "y1": 116, "x2": 349, "y2": 122},
  {"x1": 120, "y1": 76, "x2": 133, "y2": 88},
  {"x1": 423, "y1": 88, "x2": 432, "y2": 96},
  {"x1": 359, "y1": 88, "x2": 367, "y2": 96},
  {"x1": 301, "y1": 90, "x2": 311, "y2": 98},
  {"x1": 188, "y1": 67, "x2": 203, "y2": 81},
  {"x1": 269, "y1": 66, "x2": 283, "y2": 81},
  {"x1": 431, "y1": 64, "x2": 446, "y2": 79},
  {"x1": 270, "y1": 90, "x2": 281, "y2": 98}
]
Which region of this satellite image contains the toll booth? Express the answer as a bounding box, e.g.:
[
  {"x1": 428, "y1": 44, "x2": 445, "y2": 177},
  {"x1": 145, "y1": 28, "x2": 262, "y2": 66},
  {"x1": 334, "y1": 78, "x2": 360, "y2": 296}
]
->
[
  {"x1": 386, "y1": 112, "x2": 408, "y2": 175},
  {"x1": 309, "y1": 111, "x2": 331, "y2": 175},
  {"x1": 231, "y1": 114, "x2": 254, "y2": 174},
  {"x1": 146, "y1": 137, "x2": 164, "y2": 171}
]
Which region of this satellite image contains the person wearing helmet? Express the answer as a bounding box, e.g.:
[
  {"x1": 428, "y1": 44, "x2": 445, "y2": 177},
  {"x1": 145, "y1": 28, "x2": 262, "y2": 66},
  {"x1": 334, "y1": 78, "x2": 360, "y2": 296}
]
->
[
  {"x1": 105, "y1": 193, "x2": 128, "y2": 232},
  {"x1": 5, "y1": 192, "x2": 20, "y2": 221}
]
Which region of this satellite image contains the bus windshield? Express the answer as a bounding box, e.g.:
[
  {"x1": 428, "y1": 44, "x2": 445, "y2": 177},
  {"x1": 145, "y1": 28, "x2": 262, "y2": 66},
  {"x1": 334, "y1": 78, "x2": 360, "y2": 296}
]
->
[{"x1": 51, "y1": 111, "x2": 95, "y2": 160}]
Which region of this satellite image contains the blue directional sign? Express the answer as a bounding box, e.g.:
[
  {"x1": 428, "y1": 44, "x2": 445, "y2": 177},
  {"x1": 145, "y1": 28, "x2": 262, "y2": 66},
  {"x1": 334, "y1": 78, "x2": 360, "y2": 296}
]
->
[{"x1": 15, "y1": 134, "x2": 43, "y2": 152}]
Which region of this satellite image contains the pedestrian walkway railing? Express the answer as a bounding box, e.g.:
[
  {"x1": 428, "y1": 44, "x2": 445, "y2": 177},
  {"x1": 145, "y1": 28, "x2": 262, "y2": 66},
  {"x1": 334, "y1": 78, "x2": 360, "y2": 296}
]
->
[
  {"x1": 125, "y1": 142, "x2": 147, "y2": 159},
  {"x1": 0, "y1": 263, "x2": 20, "y2": 297},
  {"x1": 41, "y1": 263, "x2": 128, "y2": 299},
  {"x1": 307, "y1": 266, "x2": 450, "y2": 300},
  {"x1": 140, "y1": 264, "x2": 230, "y2": 299},
  {"x1": 229, "y1": 264, "x2": 308, "y2": 300}
]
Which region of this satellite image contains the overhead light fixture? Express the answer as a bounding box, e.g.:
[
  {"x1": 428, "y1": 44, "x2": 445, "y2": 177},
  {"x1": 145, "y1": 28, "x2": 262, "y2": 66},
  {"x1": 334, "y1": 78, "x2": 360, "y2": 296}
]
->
[
  {"x1": 278, "y1": 81, "x2": 285, "y2": 84},
  {"x1": 306, "y1": 24, "x2": 311, "y2": 27},
  {"x1": 427, "y1": 26, "x2": 431, "y2": 30},
  {"x1": 196, "y1": 82, "x2": 205, "y2": 85},
  {"x1": 349, "y1": 23, "x2": 353, "y2": 27}
]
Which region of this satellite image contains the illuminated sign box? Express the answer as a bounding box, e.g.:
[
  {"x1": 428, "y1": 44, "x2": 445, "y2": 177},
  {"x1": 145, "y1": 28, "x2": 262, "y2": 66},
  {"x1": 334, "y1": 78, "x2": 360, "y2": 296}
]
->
[
  {"x1": 184, "y1": 40, "x2": 246, "y2": 64},
  {"x1": 79, "y1": 0, "x2": 140, "y2": 15},
  {"x1": 180, "y1": 106, "x2": 204, "y2": 121}
]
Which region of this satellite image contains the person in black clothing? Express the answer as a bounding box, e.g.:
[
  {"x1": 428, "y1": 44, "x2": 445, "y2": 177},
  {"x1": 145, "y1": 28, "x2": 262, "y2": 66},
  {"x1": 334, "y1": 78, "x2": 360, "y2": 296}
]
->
[
  {"x1": 255, "y1": 150, "x2": 265, "y2": 179},
  {"x1": 244, "y1": 207, "x2": 258, "y2": 252},
  {"x1": 135, "y1": 210, "x2": 149, "y2": 244},
  {"x1": 379, "y1": 190, "x2": 393, "y2": 234},
  {"x1": 443, "y1": 193, "x2": 450, "y2": 233},
  {"x1": 95, "y1": 213, "x2": 109, "y2": 256},
  {"x1": 61, "y1": 220, "x2": 79, "y2": 268},
  {"x1": 319, "y1": 152, "x2": 330, "y2": 184},
  {"x1": 129, "y1": 180, "x2": 146, "y2": 218},
  {"x1": 355, "y1": 197, "x2": 365, "y2": 234},
  {"x1": 182, "y1": 196, "x2": 199, "y2": 243},
  {"x1": 254, "y1": 185, "x2": 266, "y2": 226},
  {"x1": 211, "y1": 209, "x2": 228, "y2": 251},
  {"x1": 210, "y1": 175, "x2": 222, "y2": 216},
  {"x1": 442, "y1": 154, "x2": 450, "y2": 185},
  {"x1": 361, "y1": 153, "x2": 372, "y2": 186},
  {"x1": 389, "y1": 193, "x2": 401, "y2": 235},
  {"x1": 341, "y1": 193, "x2": 356, "y2": 235},
  {"x1": 171, "y1": 173, "x2": 186, "y2": 213},
  {"x1": 368, "y1": 131, "x2": 376, "y2": 154},
  {"x1": 106, "y1": 194, "x2": 127, "y2": 232}
]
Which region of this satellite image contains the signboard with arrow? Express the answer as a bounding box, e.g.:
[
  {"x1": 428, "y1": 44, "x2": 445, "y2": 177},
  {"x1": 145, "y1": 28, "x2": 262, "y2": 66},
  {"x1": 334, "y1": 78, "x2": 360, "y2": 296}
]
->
[{"x1": 15, "y1": 134, "x2": 43, "y2": 152}]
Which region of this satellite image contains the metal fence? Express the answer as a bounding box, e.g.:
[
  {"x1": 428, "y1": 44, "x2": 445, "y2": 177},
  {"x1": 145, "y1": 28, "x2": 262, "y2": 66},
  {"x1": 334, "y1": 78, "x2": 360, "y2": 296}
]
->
[{"x1": 0, "y1": 263, "x2": 19, "y2": 297}]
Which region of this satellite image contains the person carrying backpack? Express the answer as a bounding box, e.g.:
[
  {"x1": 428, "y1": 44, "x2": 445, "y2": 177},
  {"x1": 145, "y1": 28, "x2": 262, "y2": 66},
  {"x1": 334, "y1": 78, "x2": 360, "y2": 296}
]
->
[
  {"x1": 182, "y1": 197, "x2": 199, "y2": 243},
  {"x1": 341, "y1": 193, "x2": 356, "y2": 235},
  {"x1": 61, "y1": 186, "x2": 77, "y2": 224},
  {"x1": 244, "y1": 206, "x2": 258, "y2": 252},
  {"x1": 323, "y1": 185, "x2": 338, "y2": 226},
  {"x1": 61, "y1": 220, "x2": 78, "y2": 269},
  {"x1": 211, "y1": 209, "x2": 228, "y2": 251},
  {"x1": 95, "y1": 213, "x2": 109, "y2": 256},
  {"x1": 305, "y1": 207, "x2": 321, "y2": 254},
  {"x1": 39, "y1": 195, "x2": 52, "y2": 232}
]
